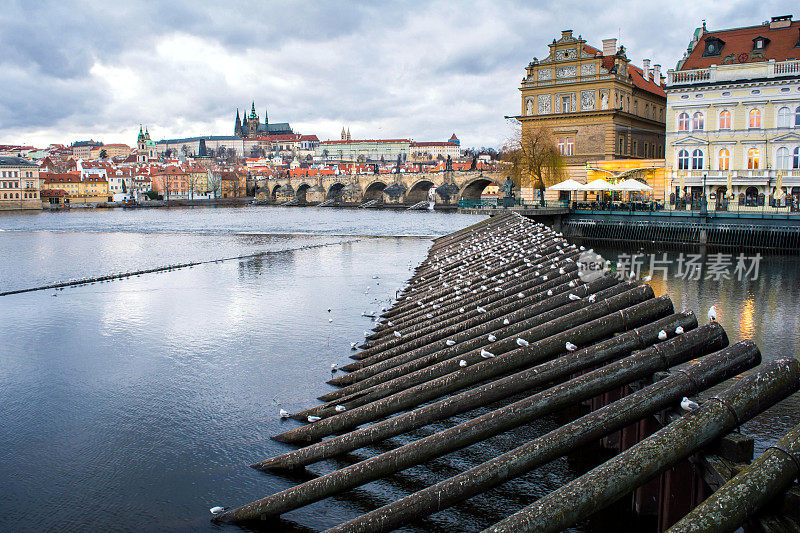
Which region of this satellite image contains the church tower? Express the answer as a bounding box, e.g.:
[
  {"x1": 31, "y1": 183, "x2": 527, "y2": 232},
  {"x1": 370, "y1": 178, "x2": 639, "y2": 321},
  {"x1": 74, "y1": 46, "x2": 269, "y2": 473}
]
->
[
  {"x1": 247, "y1": 101, "x2": 259, "y2": 138},
  {"x1": 137, "y1": 125, "x2": 147, "y2": 163},
  {"x1": 234, "y1": 109, "x2": 242, "y2": 137},
  {"x1": 341, "y1": 127, "x2": 347, "y2": 140}
]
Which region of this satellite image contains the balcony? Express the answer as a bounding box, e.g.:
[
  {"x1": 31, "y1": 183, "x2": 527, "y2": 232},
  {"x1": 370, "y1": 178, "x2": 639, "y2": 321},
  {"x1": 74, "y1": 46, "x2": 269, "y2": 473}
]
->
[{"x1": 667, "y1": 59, "x2": 800, "y2": 87}]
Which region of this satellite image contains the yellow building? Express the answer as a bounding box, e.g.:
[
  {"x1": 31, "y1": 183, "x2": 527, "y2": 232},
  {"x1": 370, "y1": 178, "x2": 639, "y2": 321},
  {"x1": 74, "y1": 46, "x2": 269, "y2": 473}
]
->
[
  {"x1": 41, "y1": 173, "x2": 111, "y2": 204},
  {"x1": 0, "y1": 156, "x2": 41, "y2": 210},
  {"x1": 666, "y1": 16, "x2": 800, "y2": 210},
  {"x1": 517, "y1": 30, "x2": 667, "y2": 171}
]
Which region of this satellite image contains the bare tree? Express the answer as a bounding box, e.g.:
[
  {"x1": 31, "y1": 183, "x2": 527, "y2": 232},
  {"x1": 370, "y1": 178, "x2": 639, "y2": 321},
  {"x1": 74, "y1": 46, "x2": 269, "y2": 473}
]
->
[
  {"x1": 156, "y1": 174, "x2": 172, "y2": 200},
  {"x1": 207, "y1": 172, "x2": 222, "y2": 199},
  {"x1": 504, "y1": 123, "x2": 565, "y2": 190}
]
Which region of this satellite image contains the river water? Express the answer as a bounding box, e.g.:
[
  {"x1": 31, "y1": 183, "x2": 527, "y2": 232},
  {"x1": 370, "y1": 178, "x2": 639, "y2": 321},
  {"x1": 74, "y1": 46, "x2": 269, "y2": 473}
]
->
[{"x1": 0, "y1": 206, "x2": 798, "y2": 532}]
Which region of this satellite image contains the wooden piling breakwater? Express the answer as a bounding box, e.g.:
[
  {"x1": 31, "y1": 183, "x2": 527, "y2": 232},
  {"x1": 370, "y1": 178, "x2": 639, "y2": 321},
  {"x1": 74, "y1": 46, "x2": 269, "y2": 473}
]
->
[{"x1": 213, "y1": 212, "x2": 800, "y2": 531}]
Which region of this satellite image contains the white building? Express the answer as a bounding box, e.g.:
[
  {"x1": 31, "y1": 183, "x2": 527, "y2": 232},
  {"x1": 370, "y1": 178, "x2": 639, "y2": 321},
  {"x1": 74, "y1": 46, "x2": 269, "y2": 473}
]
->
[{"x1": 666, "y1": 16, "x2": 800, "y2": 209}]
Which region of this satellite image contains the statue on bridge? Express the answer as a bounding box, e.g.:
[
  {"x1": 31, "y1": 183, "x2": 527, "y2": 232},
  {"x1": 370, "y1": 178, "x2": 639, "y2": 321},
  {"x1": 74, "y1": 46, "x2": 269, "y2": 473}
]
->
[
  {"x1": 502, "y1": 176, "x2": 516, "y2": 208},
  {"x1": 445, "y1": 155, "x2": 453, "y2": 172}
]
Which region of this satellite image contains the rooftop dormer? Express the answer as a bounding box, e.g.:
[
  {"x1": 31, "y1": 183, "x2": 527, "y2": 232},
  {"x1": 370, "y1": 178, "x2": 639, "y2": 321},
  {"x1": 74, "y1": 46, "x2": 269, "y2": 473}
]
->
[
  {"x1": 702, "y1": 36, "x2": 725, "y2": 57},
  {"x1": 752, "y1": 35, "x2": 771, "y2": 50}
]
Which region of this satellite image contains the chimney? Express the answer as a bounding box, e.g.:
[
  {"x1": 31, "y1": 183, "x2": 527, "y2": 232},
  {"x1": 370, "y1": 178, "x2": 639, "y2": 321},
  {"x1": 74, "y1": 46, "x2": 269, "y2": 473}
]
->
[
  {"x1": 653, "y1": 64, "x2": 662, "y2": 84},
  {"x1": 770, "y1": 15, "x2": 792, "y2": 29},
  {"x1": 643, "y1": 59, "x2": 651, "y2": 79},
  {"x1": 602, "y1": 38, "x2": 617, "y2": 57},
  {"x1": 561, "y1": 29, "x2": 573, "y2": 40}
]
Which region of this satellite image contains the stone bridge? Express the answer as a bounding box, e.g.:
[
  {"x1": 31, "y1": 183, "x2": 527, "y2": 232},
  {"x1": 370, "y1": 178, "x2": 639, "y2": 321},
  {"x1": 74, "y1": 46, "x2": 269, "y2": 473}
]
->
[{"x1": 254, "y1": 170, "x2": 507, "y2": 206}]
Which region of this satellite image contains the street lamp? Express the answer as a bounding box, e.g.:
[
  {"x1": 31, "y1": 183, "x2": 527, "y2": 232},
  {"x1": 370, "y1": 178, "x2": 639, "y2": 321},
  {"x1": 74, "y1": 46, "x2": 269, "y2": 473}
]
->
[{"x1": 701, "y1": 173, "x2": 707, "y2": 215}]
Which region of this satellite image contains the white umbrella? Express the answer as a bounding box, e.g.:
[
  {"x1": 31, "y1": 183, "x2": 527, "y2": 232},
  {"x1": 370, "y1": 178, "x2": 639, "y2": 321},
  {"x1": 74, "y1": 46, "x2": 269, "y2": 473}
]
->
[
  {"x1": 581, "y1": 179, "x2": 614, "y2": 191},
  {"x1": 548, "y1": 178, "x2": 584, "y2": 191},
  {"x1": 613, "y1": 179, "x2": 653, "y2": 192}
]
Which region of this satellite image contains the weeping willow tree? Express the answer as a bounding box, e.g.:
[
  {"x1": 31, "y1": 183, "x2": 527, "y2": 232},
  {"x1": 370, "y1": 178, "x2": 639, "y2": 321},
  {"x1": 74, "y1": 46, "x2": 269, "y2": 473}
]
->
[{"x1": 504, "y1": 123, "x2": 566, "y2": 193}]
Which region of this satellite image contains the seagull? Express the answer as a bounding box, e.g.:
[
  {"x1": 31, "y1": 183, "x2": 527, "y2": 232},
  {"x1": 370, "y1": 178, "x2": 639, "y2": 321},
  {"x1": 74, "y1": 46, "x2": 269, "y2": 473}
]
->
[
  {"x1": 658, "y1": 330, "x2": 668, "y2": 341},
  {"x1": 642, "y1": 274, "x2": 653, "y2": 282},
  {"x1": 210, "y1": 506, "x2": 228, "y2": 515},
  {"x1": 328, "y1": 318, "x2": 333, "y2": 323},
  {"x1": 394, "y1": 331, "x2": 402, "y2": 338},
  {"x1": 327, "y1": 308, "x2": 331, "y2": 313},
  {"x1": 565, "y1": 341, "x2": 578, "y2": 352},
  {"x1": 480, "y1": 348, "x2": 495, "y2": 359},
  {"x1": 708, "y1": 305, "x2": 717, "y2": 322},
  {"x1": 503, "y1": 318, "x2": 510, "y2": 325},
  {"x1": 387, "y1": 321, "x2": 393, "y2": 326},
  {"x1": 279, "y1": 409, "x2": 290, "y2": 419},
  {"x1": 307, "y1": 415, "x2": 322, "y2": 423},
  {"x1": 681, "y1": 397, "x2": 700, "y2": 411},
  {"x1": 459, "y1": 360, "x2": 468, "y2": 367},
  {"x1": 331, "y1": 363, "x2": 338, "y2": 372},
  {"x1": 477, "y1": 306, "x2": 487, "y2": 313},
  {"x1": 569, "y1": 294, "x2": 581, "y2": 301},
  {"x1": 517, "y1": 292, "x2": 525, "y2": 298},
  {"x1": 350, "y1": 342, "x2": 358, "y2": 350},
  {"x1": 335, "y1": 405, "x2": 347, "y2": 412},
  {"x1": 547, "y1": 290, "x2": 553, "y2": 296},
  {"x1": 487, "y1": 334, "x2": 497, "y2": 342},
  {"x1": 446, "y1": 339, "x2": 456, "y2": 346},
  {"x1": 426, "y1": 313, "x2": 433, "y2": 319},
  {"x1": 675, "y1": 326, "x2": 685, "y2": 334},
  {"x1": 516, "y1": 338, "x2": 529, "y2": 347},
  {"x1": 364, "y1": 330, "x2": 370, "y2": 337},
  {"x1": 588, "y1": 294, "x2": 597, "y2": 303}
]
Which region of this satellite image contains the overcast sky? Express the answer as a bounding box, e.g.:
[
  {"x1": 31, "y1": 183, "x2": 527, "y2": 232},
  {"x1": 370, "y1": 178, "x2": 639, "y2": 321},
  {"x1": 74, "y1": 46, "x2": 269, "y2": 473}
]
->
[{"x1": 0, "y1": 1, "x2": 795, "y2": 149}]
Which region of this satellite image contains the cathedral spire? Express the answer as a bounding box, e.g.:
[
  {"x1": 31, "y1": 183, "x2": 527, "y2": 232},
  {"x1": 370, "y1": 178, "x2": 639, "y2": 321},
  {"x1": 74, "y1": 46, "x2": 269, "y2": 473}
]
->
[{"x1": 235, "y1": 109, "x2": 242, "y2": 137}]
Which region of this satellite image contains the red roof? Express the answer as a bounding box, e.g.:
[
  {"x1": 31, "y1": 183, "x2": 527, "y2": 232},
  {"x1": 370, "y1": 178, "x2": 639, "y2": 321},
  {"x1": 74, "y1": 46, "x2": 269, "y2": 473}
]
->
[
  {"x1": 628, "y1": 64, "x2": 666, "y2": 98},
  {"x1": 410, "y1": 141, "x2": 457, "y2": 147},
  {"x1": 300, "y1": 135, "x2": 319, "y2": 142},
  {"x1": 681, "y1": 19, "x2": 800, "y2": 70}
]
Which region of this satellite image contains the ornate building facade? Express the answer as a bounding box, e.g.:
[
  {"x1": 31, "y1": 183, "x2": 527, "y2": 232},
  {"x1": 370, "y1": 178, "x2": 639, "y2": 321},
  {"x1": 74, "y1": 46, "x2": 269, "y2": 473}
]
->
[
  {"x1": 518, "y1": 30, "x2": 667, "y2": 171},
  {"x1": 234, "y1": 102, "x2": 293, "y2": 139},
  {"x1": 665, "y1": 15, "x2": 800, "y2": 209}
]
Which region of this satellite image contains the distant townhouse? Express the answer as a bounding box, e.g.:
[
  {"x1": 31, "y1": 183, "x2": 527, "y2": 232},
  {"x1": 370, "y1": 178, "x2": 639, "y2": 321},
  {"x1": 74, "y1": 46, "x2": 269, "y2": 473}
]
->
[
  {"x1": 666, "y1": 15, "x2": 800, "y2": 209},
  {"x1": 315, "y1": 139, "x2": 412, "y2": 162},
  {"x1": 40, "y1": 172, "x2": 111, "y2": 204},
  {"x1": 0, "y1": 156, "x2": 41, "y2": 210},
  {"x1": 410, "y1": 135, "x2": 462, "y2": 162},
  {"x1": 71, "y1": 140, "x2": 103, "y2": 159}
]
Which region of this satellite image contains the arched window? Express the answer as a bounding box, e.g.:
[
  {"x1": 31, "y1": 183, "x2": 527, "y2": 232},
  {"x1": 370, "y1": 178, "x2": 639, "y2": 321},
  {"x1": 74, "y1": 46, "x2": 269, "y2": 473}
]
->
[
  {"x1": 796, "y1": 106, "x2": 800, "y2": 127},
  {"x1": 692, "y1": 149, "x2": 704, "y2": 170},
  {"x1": 718, "y1": 148, "x2": 730, "y2": 170},
  {"x1": 678, "y1": 149, "x2": 689, "y2": 170},
  {"x1": 794, "y1": 147, "x2": 800, "y2": 169},
  {"x1": 747, "y1": 147, "x2": 760, "y2": 169},
  {"x1": 778, "y1": 107, "x2": 792, "y2": 128},
  {"x1": 719, "y1": 110, "x2": 731, "y2": 129},
  {"x1": 692, "y1": 112, "x2": 704, "y2": 130},
  {"x1": 777, "y1": 147, "x2": 792, "y2": 169},
  {"x1": 678, "y1": 112, "x2": 690, "y2": 131},
  {"x1": 749, "y1": 109, "x2": 761, "y2": 129}
]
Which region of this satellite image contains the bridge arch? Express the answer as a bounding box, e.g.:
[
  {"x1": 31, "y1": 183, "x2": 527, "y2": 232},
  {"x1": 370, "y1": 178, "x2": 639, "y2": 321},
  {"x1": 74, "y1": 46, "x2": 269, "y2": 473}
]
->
[
  {"x1": 271, "y1": 183, "x2": 282, "y2": 200},
  {"x1": 327, "y1": 182, "x2": 345, "y2": 201},
  {"x1": 460, "y1": 178, "x2": 500, "y2": 201},
  {"x1": 406, "y1": 179, "x2": 435, "y2": 204},
  {"x1": 296, "y1": 183, "x2": 311, "y2": 203},
  {"x1": 363, "y1": 181, "x2": 388, "y2": 202}
]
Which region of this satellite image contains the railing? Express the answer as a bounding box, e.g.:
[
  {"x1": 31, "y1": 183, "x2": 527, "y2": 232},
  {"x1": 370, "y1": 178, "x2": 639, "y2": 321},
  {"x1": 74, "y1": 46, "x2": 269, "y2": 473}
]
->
[
  {"x1": 667, "y1": 59, "x2": 800, "y2": 86},
  {"x1": 571, "y1": 199, "x2": 800, "y2": 218},
  {"x1": 458, "y1": 198, "x2": 568, "y2": 209}
]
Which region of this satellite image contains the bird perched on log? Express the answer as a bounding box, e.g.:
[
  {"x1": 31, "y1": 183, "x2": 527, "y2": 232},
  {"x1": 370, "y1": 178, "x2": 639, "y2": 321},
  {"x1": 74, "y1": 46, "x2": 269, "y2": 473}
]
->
[
  {"x1": 516, "y1": 338, "x2": 529, "y2": 347},
  {"x1": 335, "y1": 405, "x2": 346, "y2": 412},
  {"x1": 681, "y1": 397, "x2": 700, "y2": 411},
  {"x1": 707, "y1": 305, "x2": 718, "y2": 322},
  {"x1": 503, "y1": 318, "x2": 510, "y2": 325},
  {"x1": 565, "y1": 341, "x2": 578, "y2": 352},
  {"x1": 675, "y1": 326, "x2": 684, "y2": 334},
  {"x1": 658, "y1": 330, "x2": 668, "y2": 341},
  {"x1": 487, "y1": 334, "x2": 497, "y2": 342},
  {"x1": 350, "y1": 342, "x2": 358, "y2": 350},
  {"x1": 588, "y1": 294, "x2": 597, "y2": 303},
  {"x1": 307, "y1": 415, "x2": 321, "y2": 423},
  {"x1": 568, "y1": 293, "x2": 581, "y2": 301},
  {"x1": 394, "y1": 330, "x2": 402, "y2": 338},
  {"x1": 446, "y1": 339, "x2": 456, "y2": 346},
  {"x1": 279, "y1": 409, "x2": 290, "y2": 419},
  {"x1": 476, "y1": 306, "x2": 487, "y2": 313},
  {"x1": 210, "y1": 506, "x2": 228, "y2": 515},
  {"x1": 459, "y1": 360, "x2": 468, "y2": 367},
  {"x1": 330, "y1": 363, "x2": 338, "y2": 372},
  {"x1": 480, "y1": 348, "x2": 495, "y2": 359}
]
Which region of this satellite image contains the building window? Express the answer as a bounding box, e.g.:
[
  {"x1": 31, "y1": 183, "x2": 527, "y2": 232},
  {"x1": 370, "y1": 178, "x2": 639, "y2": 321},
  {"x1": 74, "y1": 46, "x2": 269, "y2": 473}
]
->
[
  {"x1": 718, "y1": 149, "x2": 730, "y2": 170},
  {"x1": 749, "y1": 109, "x2": 762, "y2": 128},
  {"x1": 678, "y1": 112, "x2": 690, "y2": 131},
  {"x1": 565, "y1": 138, "x2": 573, "y2": 155},
  {"x1": 747, "y1": 147, "x2": 760, "y2": 169},
  {"x1": 678, "y1": 149, "x2": 689, "y2": 170},
  {"x1": 557, "y1": 138, "x2": 565, "y2": 154},
  {"x1": 692, "y1": 149, "x2": 704, "y2": 170},
  {"x1": 719, "y1": 110, "x2": 732, "y2": 130},
  {"x1": 619, "y1": 138, "x2": 624, "y2": 153},
  {"x1": 692, "y1": 112, "x2": 705, "y2": 130},
  {"x1": 778, "y1": 107, "x2": 792, "y2": 128},
  {"x1": 777, "y1": 147, "x2": 792, "y2": 169},
  {"x1": 795, "y1": 106, "x2": 800, "y2": 127},
  {"x1": 561, "y1": 96, "x2": 570, "y2": 113},
  {"x1": 794, "y1": 147, "x2": 800, "y2": 169}
]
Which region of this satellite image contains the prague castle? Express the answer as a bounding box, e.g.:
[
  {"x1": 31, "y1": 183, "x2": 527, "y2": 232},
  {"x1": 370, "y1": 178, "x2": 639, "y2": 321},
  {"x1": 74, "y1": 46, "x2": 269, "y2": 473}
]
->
[{"x1": 234, "y1": 102, "x2": 293, "y2": 139}]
